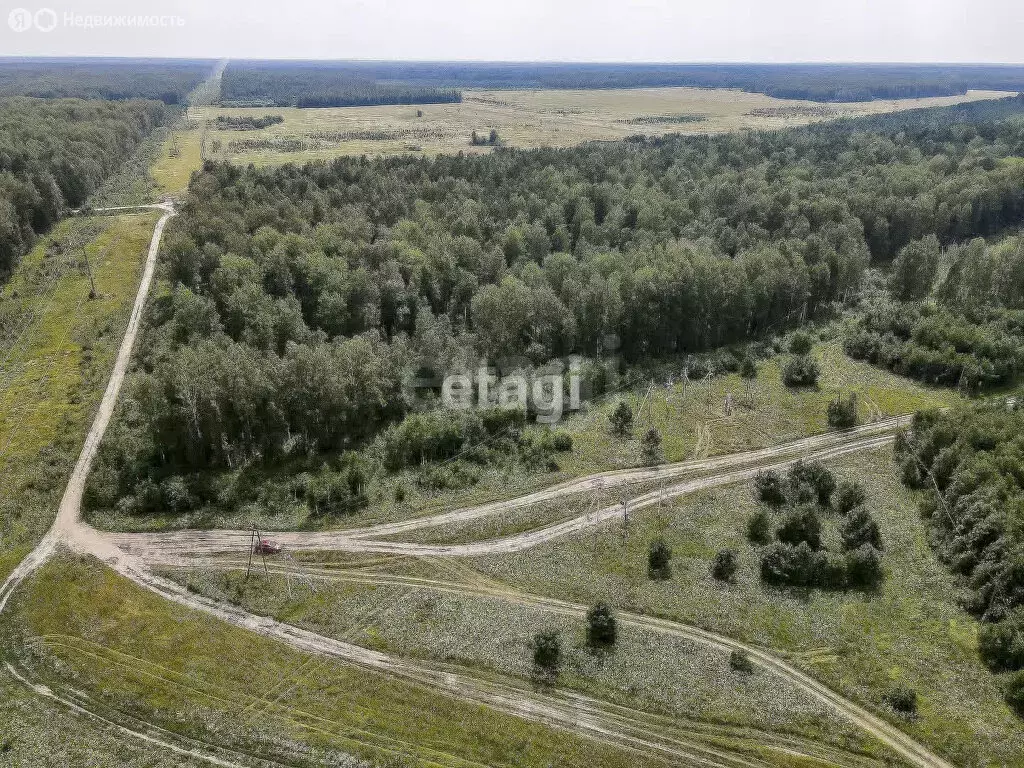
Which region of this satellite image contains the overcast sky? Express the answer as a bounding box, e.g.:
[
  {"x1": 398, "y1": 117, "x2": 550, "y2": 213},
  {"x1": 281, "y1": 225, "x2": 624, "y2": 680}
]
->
[{"x1": 2, "y1": 0, "x2": 1023, "y2": 62}]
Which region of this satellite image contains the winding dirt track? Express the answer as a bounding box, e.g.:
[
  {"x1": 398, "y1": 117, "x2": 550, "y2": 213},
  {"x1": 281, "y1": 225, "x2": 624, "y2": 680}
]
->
[
  {"x1": 0, "y1": 203, "x2": 959, "y2": 768},
  {"x1": 109, "y1": 428, "x2": 898, "y2": 563}
]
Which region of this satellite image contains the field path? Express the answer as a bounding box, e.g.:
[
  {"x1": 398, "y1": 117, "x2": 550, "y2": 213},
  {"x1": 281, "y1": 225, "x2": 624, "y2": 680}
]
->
[
  {"x1": 0, "y1": 203, "x2": 174, "y2": 614},
  {"x1": 109, "y1": 426, "x2": 898, "y2": 562},
  {"x1": 0, "y1": 201, "x2": 956, "y2": 768}
]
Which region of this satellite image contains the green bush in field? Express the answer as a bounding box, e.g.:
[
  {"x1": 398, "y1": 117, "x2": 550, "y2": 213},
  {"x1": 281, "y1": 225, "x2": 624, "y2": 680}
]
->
[
  {"x1": 586, "y1": 602, "x2": 618, "y2": 651},
  {"x1": 532, "y1": 629, "x2": 562, "y2": 677},
  {"x1": 610, "y1": 401, "x2": 634, "y2": 437},
  {"x1": 783, "y1": 355, "x2": 820, "y2": 387},
  {"x1": 711, "y1": 549, "x2": 739, "y2": 582},
  {"x1": 647, "y1": 539, "x2": 672, "y2": 580}
]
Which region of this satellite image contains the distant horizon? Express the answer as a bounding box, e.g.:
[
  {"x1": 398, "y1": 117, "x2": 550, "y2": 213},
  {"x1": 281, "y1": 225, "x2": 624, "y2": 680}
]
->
[{"x1": 3, "y1": 57, "x2": 1024, "y2": 66}]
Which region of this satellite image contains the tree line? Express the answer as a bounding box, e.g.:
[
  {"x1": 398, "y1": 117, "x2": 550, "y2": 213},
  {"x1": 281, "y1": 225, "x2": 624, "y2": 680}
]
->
[
  {"x1": 0, "y1": 96, "x2": 170, "y2": 277},
  {"x1": 221, "y1": 61, "x2": 1024, "y2": 103},
  {"x1": 0, "y1": 59, "x2": 212, "y2": 104},
  {"x1": 220, "y1": 64, "x2": 462, "y2": 108},
  {"x1": 896, "y1": 404, "x2": 1024, "y2": 714},
  {"x1": 845, "y1": 234, "x2": 1024, "y2": 392},
  {"x1": 214, "y1": 114, "x2": 284, "y2": 130}
]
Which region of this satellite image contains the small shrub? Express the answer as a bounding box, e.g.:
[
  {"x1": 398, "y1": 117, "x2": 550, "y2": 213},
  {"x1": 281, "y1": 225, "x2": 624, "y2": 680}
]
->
[
  {"x1": 641, "y1": 427, "x2": 664, "y2": 465},
  {"x1": 782, "y1": 355, "x2": 820, "y2": 387},
  {"x1": 887, "y1": 686, "x2": 918, "y2": 716},
  {"x1": 586, "y1": 601, "x2": 618, "y2": 650},
  {"x1": 730, "y1": 649, "x2": 755, "y2": 674},
  {"x1": 845, "y1": 544, "x2": 884, "y2": 588},
  {"x1": 551, "y1": 431, "x2": 574, "y2": 452},
  {"x1": 754, "y1": 469, "x2": 787, "y2": 506},
  {"x1": 712, "y1": 549, "x2": 739, "y2": 582},
  {"x1": 841, "y1": 507, "x2": 883, "y2": 551},
  {"x1": 760, "y1": 541, "x2": 833, "y2": 588},
  {"x1": 834, "y1": 480, "x2": 866, "y2": 514},
  {"x1": 747, "y1": 508, "x2": 772, "y2": 545},
  {"x1": 789, "y1": 331, "x2": 814, "y2": 355},
  {"x1": 777, "y1": 506, "x2": 823, "y2": 550},
  {"x1": 1007, "y1": 671, "x2": 1024, "y2": 715},
  {"x1": 978, "y1": 620, "x2": 1024, "y2": 672},
  {"x1": 532, "y1": 630, "x2": 562, "y2": 676},
  {"x1": 609, "y1": 401, "x2": 634, "y2": 437},
  {"x1": 788, "y1": 460, "x2": 836, "y2": 506},
  {"x1": 648, "y1": 539, "x2": 672, "y2": 580},
  {"x1": 393, "y1": 483, "x2": 406, "y2": 503},
  {"x1": 827, "y1": 393, "x2": 859, "y2": 430},
  {"x1": 740, "y1": 356, "x2": 758, "y2": 380}
]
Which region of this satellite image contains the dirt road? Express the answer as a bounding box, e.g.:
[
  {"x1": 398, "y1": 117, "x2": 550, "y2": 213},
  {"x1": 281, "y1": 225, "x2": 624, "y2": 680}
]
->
[{"x1": 108, "y1": 430, "x2": 896, "y2": 562}]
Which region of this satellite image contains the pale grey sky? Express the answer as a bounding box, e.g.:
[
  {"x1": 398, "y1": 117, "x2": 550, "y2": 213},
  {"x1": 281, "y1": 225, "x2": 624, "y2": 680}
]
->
[{"x1": 2, "y1": 0, "x2": 1022, "y2": 62}]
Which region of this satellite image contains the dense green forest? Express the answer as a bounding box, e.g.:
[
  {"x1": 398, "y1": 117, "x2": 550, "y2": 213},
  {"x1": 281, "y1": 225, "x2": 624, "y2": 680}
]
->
[
  {"x1": 84, "y1": 95, "x2": 1024, "y2": 524},
  {"x1": 0, "y1": 59, "x2": 212, "y2": 104},
  {"x1": 221, "y1": 61, "x2": 1024, "y2": 104},
  {"x1": 845, "y1": 235, "x2": 1024, "y2": 392},
  {"x1": 220, "y1": 64, "x2": 462, "y2": 107},
  {"x1": 0, "y1": 97, "x2": 170, "y2": 276},
  {"x1": 214, "y1": 114, "x2": 284, "y2": 130},
  {"x1": 896, "y1": 404, "x2": 1024, "y2": 711}
]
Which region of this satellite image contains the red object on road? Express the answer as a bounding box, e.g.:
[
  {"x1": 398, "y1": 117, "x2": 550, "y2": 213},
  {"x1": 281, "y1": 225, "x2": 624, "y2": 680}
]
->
[{"x1": 253, "y1": 539, "x2": 282, "y2": 555}]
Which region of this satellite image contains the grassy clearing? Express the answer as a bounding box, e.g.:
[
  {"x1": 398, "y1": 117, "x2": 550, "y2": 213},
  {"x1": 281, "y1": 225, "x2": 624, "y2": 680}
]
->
[
  {"x1": 2, "y1": 554, "x2": 675, "y2": 768},
  {"x1": 151, "y1": 122, "x2": 204, "y2": 197},
  {"x1": 0, "y1": 213, "x2": 159, "y2": 558},
  {"x1": 88, "y1": 339, "x2": 961, "y2": 536},
  {"x1": 350, "y1": 341, "x2": 958, "y2": 530},
  {"x1": 192, "y1": 88, "x2": 1008, "y2": 165},
  {"x1": 0, "y1": 675, "x2": 205, "y2": 767},
  {"x1": 87, "y1": 127, "x2": 169, "y2": 208},
  {"x1": 163, "y1": 562, "x2": 896, "y2": 766},
  {"x1": 470, "y1": 448, "x2": 1024, "y2": 767},
  {"x1": 559, "y1": 341, "x2": 959, "y2": 472}
]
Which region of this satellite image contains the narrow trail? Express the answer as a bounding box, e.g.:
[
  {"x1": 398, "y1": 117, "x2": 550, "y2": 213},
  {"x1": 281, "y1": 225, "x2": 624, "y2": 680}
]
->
[
  {"x1": 5, "y1": 663, "x2": 271, "y2": 768},
  {"x1": 0, "y1": 201, "x2": 957, "y2": 768}
]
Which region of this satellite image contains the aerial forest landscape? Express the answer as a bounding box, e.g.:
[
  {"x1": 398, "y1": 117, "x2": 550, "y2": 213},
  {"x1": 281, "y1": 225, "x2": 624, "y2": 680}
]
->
[{"x1": 2, "y1": 2, "x2": 1024, "y2": 766}]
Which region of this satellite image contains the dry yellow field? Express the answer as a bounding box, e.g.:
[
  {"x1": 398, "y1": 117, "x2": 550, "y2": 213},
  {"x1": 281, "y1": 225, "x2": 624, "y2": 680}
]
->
[{"x1": 190, "y1": 87, "x2": 1012, "y2": 165}]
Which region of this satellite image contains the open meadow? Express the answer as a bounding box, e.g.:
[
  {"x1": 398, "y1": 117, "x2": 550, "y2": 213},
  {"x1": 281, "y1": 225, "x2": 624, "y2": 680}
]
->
[{"x1": 190, "y1": 87, "x2": 1010, "y2": 164}]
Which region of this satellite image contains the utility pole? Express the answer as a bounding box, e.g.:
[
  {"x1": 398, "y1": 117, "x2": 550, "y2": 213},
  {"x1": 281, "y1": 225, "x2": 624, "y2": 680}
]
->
[{"x1": 82, "y1": 245, "x2": 97, "y2": 299}]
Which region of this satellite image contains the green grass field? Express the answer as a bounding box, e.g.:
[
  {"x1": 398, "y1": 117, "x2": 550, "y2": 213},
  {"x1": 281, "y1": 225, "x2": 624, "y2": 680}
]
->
[
  {"x1": 163, "y1": 562, "x2": 897, "y2": 766},
  {"x1": 336, "y1": 340, "x2": 961, "y2": 531},
  {"x1": 191, "y1": 88, "x2": 1007, "y2": 165},
  {"x1": 467, "y1": 448, "x2": 1024, "y2": 767},
  {"x1": 2, "y1": 554, "x2": 678, "y2": 768}
]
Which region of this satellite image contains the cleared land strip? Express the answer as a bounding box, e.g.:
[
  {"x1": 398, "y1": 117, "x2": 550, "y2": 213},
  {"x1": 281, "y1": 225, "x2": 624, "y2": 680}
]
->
[
  {"x1": 0, "y1": 203, "x2": 175, "y2": 613},
  {"x1": 108, "y1": 428, "x2": 898, "y2": 562}
]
